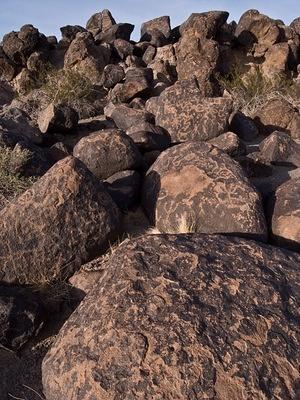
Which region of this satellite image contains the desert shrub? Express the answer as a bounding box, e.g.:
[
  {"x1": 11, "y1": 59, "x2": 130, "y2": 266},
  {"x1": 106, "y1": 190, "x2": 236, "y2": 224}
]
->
[
  {"x1": 42, "y1": 68, "x2": 93, "y2": 105},
  {"x1": 218, "y1": 67, "x2": 300, "y2": 116},
  {"x1": 0, "y1": 146, "x2": 35, "y2": 208}
]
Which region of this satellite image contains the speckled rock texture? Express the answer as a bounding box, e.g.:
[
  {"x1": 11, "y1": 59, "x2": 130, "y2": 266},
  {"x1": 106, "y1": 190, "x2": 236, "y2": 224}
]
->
[
  {"x1": 73, "y1": 129, "x2": 142, "y2": 180},
  {"x1": 37, "y1": 103, "x2": 79, "y2": 134},
  {"x1": 0, "y1": 156, "x2": 120, "y2": 284},
  {"x1": 155, "y1": 80, "x2": 233, "y2": 143},
  {"x1": 142, "y1": 142, "x2": 267, "y2": 240},
  {"x1": 42, "y1": 233, "x2": 300, "y2": 400},
  {"x1": 269, "y1": 177, "x2": 300, "y2": 252}
]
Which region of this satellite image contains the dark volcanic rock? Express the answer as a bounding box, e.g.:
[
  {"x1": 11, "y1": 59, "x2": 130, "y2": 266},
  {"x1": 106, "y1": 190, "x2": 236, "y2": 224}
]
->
[
  {"x1": 208, "y1": 131, "x2": 246, "y2": 156},
  {"x1": 269, "y1": 177, "x2": 300, "y2": 252},
  {"x1": 105, "y1": 170, "x2": 142, "y2": 210},
  {"x1": 42, "y1": 233, "x2": 300, "y2": 400},
  {"x1": 0, "y1": 286, "x2": 44, "y2": 350},
  {"x1": 100, "y1": 64, "x2": 125, "y2": 88},
  {"x1": 109, "y1": 104, "x2": 154, "y2": 131},
  {"x1": 230, "y1": 111, "x2": 259, "y2": 142},
  {"x1": 141, "y1": 16, "x2": 171, "y2": 40},
  {"x1": 0, "y1": 156, "x2": 120, "y2": 284},
  {"x1": 95, "y1": 23, "x2": 134, "y2": 44},
  {"x1": 155, "y1": 80, "x2": 233, "y2": 143},
  {"x1": 127, "y1": 123, "x2": 171, "y2": 151},
  {"x1": 37, "y1": 103, "x2": 79, "y2": 134},
  {"x1": 142, "y1": 142, "x2": 267, "y2": 240},
  {"x1": 259, "y1": 131, "x2": 300, "y2": 167},
  {"x1": 73, "y1": 129, "x2": 142, "y2": 179},
  {"x1": 86, "y1": 9, "x2": 116, "y2": 35},
  {"x1": 60, "y1": 25, "x2": 87, "y2": 43}
]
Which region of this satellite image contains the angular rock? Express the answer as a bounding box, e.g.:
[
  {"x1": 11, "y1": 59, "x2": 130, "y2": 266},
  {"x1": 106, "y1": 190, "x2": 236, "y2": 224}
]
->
[
  {"x1": 0, "y1": 286, "x2": 44, "y2": 350},
  {"x1": 60, "y1": 25, "x2": 86, "y2": 43},
  {"x1": 290, "y1": 17, "x2": 300, "y2": 35},
  {"x1": 109, "y1": 104, "x2": 154, "y2": 131},
  {"x1": 141, "y1": 16, "x2": 171, "y2": 40},
  {"x1": 208, "y1": 131, "x2": 245, "y2": 156},
  {"x1": 142, "y1": 142, "x2": 267, "y2": 240},
  {"x1": 259, "y1": 131, "x2": 300, "y2": 167},
  {"x1": 113, "y1": 38, "x2": 134, "y2": 60},
  {"x1": 155, "y1": 80, "x2": 233, "y2": 143},
  {"x1": 64, "y1": 32, "x2": 111, "y2": 83},
  {"x1": 0, "y1": 48, "x2": 17, "y2": 81},
  {"x1": 104, "y1": 170, "x2": 142, "y2": 210},
  {"x1": 269, "y1": 177, "x2": 300, "y2": 252},
  {"x1": 95, "y1": 23, "x2": 134, "y2": 44},
  {"x1": 261, "y1": 42, "x2": 290, "y2": 78},
  {"x1": 127, "y1": 123, "x2": 170, "y2": 151},
  {"x1": 0, "y1": 107, "x2": 42, "y2": 144},
  {"x1": 0, "y1": 156, "x2": 120, "y2": 284},
  {"x1": 120, "y1": 67, "x2": 154, "y2": 102},
  {"x1": 100, "y1": 64, "x2": 125, "y2": 88},
  {"x1": 0, "y1": 81, "x2": 15, "y2": 107},
  {"x1": 73, "y1": 129, "x2": 142, "y2": 179},
  {"x1": 254, "y1": 98, "x2": 300, "y2": 139},
  {"x1": 86, "y1": 9, "x2": 116, "y2": 36},
  {"x1": 43, "y1": 233, "x2": 300, "y2": 400},
  {"x1": 37, "y1": 103, "x2": 79, "y2": 134}
]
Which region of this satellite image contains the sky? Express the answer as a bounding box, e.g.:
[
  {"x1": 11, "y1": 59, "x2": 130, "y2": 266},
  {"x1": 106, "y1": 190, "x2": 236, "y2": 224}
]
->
[{"x1": 0, "y1": 0, "x2": 300, "y2": 41}]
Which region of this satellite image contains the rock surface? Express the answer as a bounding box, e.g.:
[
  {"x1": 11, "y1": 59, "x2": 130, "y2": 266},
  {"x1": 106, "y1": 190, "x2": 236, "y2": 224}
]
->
[
  {"x1": 42, "y1": 233, "x2": 300, "y2": 400},
  {"x1": 142, "y1": 142, "x2": 267, "y2": 240},
  {"x1": 37, "y1": 103, "x2": 79, "y2": 134},
  {"x1": 73, "y1": 129, "x2": 142, "y2": 179},
  {"x1": 0, "y1": 156, "x2": 120, "y2": 284},
  {"x1": 269, "y1": 177, "x2": 300, "y2": 252}
]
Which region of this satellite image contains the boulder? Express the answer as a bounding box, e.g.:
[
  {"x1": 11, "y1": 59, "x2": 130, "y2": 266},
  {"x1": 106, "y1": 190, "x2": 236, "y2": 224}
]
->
[
  {"x1": 141, "y1": 16, "x2": 171, "y2": 41},
  {"x1": 0, "y1": 286, "x2": 44, "y2": 350},
  {"x1": 2, "y1": 25, "x2": 46, "y2": 66},
  {"x1": 269, "y1": 177, "x2": 300, "y2": 252},
  {"x1": 0, "y1": 107, "x2": 42, "y2": 144},
  {"x1": 176, "y1": 12, "x2": 229, "y2": 94},
  {"x1": 100, "y1": 64, "x2": 125, "y2": 88},
  {"x1": 142, "y1": 142, "x2": 267, "y2": 240},
  {"x1": 109, "y1": 104, "x2": 154, "y2": 131},
  {"x1": 126, "y1": 123, "x2": 170, "y2": 151},
  {"x1": 104, "y1": 170, "x2": 142, "y2": 210},
  {"x1": 0, "y1": 156, "x2": 120, "y2": 284},
  {"x1": 0, "y1": 81, "x2": 15, "y2": 107},
  {"x1": 95, "y1": 23, "x2": 134, "y2": 44},
  {"x1": 113, "y1": 39, "x2": 134, "y2": 60},
  {"x1": 259, "y1": 131, "x2": 300, "y2": 167},
  {"x1": 290, "y1": 17, "x2": 300, "y2": 35},
  {"x1": 261, "y1": 43, "x2": 290, "y2": 78},
  {"x1": 73, "y1": 129, "x2": 142, "y2": 179},
  {"x1": 86, "y1": 9, "x2": 116, "y2": 36},
  {"x1": 155, "y1": 80, "x2": 233, "y2": 143},
  {"x1": 254, "y1": 98, "x2": 300, "y2": 139},
  {"x1": 42, "y1": 233, "x2": 300, "y2": 400},
  {"x1": 120, "y1": 67, "x2": 154, "y2": 102},
  {"x1": 64, "y1": 32, "x2": 111, "y2": 83},
  {"x1": 37, "y1": 103, "x2": 79, "y2": 133},
  {"x1": 208, "y1": 131, "x2": 246, "y2": 156},
  {"x1": 60, "y1": 25, "x2": 86, "y2": 43},
  {"x1": 0, "y1": 48, "x2": 17, "y2": 81}
]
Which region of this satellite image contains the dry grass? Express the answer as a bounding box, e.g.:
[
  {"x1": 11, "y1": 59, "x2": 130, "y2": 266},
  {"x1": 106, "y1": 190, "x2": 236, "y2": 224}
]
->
[
  {"x1": 42, "y1": 68, "x2": 93, "y2": 105},
  {"x1": 0, "y1": 147, "x2": 35, "y2": 208},
  {"x1": 218, "y1": 67, "x2": 300, "y2": 116}
]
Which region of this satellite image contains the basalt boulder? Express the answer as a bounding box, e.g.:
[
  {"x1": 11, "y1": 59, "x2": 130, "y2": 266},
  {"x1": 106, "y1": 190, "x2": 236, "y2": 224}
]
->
[
  {"x1": 86, "y1": 9, "x2": 116, "y2": 36},
  {"x1": 109, "y1": 104, "x2": 154, "y2": 131},
  {"x1": 0, "y1": 156, "x2": 120, "y2": 284},
  {"x1": 141, "y1": 16, "x2": 171, "y2": 41},
  {"x1": 37, "y1": 103, "x2": 79, "y2": 134},
  {"x1": 42, "y1": 233, "x2": 300, "y2": 400},
  {"x1": 269, "y1": 177, "x2": 300, "y2": 252},
  {"x1": 155, "y1": 80, "x2": 233, "y2": 143},
  {"x1": 73, "y1": 129, "x2": 142, "y2": 179},
  {"x1": 142, "y1": 142, "x2": 267, "y2": 240}
]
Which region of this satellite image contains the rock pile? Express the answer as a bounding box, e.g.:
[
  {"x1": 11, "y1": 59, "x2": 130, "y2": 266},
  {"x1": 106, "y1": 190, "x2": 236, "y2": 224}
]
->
[{"x1": 0, "y1": 7, "x2": 299, "y2": 400}]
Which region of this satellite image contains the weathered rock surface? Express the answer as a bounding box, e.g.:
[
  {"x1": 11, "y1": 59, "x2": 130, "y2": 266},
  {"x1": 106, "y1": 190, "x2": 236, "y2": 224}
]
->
[
  {"x1": 0, "y1": 156, "x2": 120, "y2": 284},
  {"x1": 86, "y1": 9, "x2": 116, "y2": 36},
  {"x1": 43, "y1": 233, "x2": 300, "y2": 400},
  {"x1": 0, "y1": 286, "x2": 44, "y2": 350},
  {"x1": 95, "y1": 23, "x2": 134, "y2": 44},
  {"x1": 254, "y1": 98, "x2": 300, "y2": 139},
  {"x1": 109, "y1": 104, "x2": 154, "y2": 131},
  {"x1": 73, "y1": 129, "x2": 142, "y2": 179},
  {"x1": 142, "y1": 142, "x2": 267, "y2": 240},
  {"x1": 127, "y1": 123, "x2": 171, "y2": 151},
  {"x1": 208, "y1": 131, "x2": 245, "y2": 156},
  {"x1": 269, "y1": 177, "x2": 300, "y2": 252},
  {"x1": 37, "y1": 103, "x2": 79, "y2": 133},
  {"x1": 155, "y1": 80, "x2": 233, "y2": 143}
]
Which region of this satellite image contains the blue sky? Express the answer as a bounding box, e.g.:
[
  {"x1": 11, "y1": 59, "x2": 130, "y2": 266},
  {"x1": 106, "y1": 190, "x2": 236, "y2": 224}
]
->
[{"x1": 1, "y1": 0, "x2": 300, "y2": 41}]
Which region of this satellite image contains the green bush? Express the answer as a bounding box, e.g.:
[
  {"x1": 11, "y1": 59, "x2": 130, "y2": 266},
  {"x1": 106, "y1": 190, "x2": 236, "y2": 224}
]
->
[{"x1": 218, "y1": 67, "x2": 299, "y2": 116}]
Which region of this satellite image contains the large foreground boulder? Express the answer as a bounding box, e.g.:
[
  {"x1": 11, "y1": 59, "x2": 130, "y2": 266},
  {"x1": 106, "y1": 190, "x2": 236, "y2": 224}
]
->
[
  {"x1": 269, "y1": 178, "x2": 300, "y2": 252},
  {"x1": 42, "y1": 233, "x2": 300, "y2": 400},
  {"x1": 0, "y1": 156, "x2": 120, "y2": 284},
  {"x1": 142, "y1": 142, "x2": 267, "y2": 240},
  {"x1": 155, "y1": 80, "x2": 233, "y2": 143}
]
